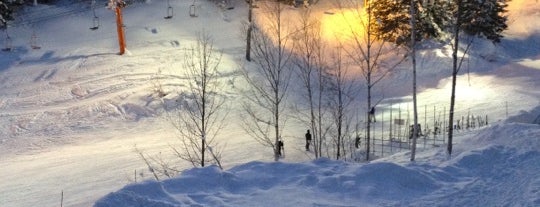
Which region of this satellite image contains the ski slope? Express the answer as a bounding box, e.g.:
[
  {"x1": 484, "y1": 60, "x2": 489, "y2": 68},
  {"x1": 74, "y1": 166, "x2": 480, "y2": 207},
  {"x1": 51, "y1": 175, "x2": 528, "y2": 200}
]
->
[{"x1": 0, "y1": 0, "x2": 539, "y2": 206}]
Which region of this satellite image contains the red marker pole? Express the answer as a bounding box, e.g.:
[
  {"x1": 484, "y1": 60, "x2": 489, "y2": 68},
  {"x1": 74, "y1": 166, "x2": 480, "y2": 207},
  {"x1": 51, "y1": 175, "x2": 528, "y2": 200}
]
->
[{"x1": 115, "y1": 7, "x2": 126, "y2": 55}]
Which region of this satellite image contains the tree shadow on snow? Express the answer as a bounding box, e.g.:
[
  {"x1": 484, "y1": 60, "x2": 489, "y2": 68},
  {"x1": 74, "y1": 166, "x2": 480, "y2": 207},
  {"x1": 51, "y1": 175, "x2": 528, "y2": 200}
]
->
[
  {"x1": 0, "y1": 46, "x2": 29, "y2": 72},
  {"x1": 506, "y1": 105, "x2": 540, "y2": 124},
  {"x1": 1, "y1": 46, "x2": 117, "y2": 73},
  {"x1": 500, "y1": 32, "x2": 540, "y2": 60},
  {"x1": 18, "y1": 51, "x2": 116, "y2": 65}
]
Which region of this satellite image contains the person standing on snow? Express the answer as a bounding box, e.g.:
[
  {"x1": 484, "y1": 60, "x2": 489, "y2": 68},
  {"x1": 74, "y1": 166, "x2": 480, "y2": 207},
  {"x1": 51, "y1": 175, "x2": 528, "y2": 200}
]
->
[
  {"x1": 277, "y1": 139, "x2": 284, "y2": 157},
  {"x1": 369, "y1": 107, "x2": 376, "y2": 123},
  {"x1": 305, "y1": 129, "x2": 312, "y2": 151}
]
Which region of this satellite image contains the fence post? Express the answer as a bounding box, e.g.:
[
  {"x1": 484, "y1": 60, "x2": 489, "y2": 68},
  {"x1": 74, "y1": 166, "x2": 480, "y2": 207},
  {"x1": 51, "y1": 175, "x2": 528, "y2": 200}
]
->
[
  {"x1": 433, "y1": 105, "x2": 437, "y2": 145},
  {"x1": 397, "y1": 103, "x2": 401, "y2": 144},
  {"x1": 390, "y1": 102, "x2": 393, "y2": 140},
  {"x1": 390, "y1": 102, "x2": 393, "y2": 153},
  {"x1": 381, "y1": 107, "x2": 384, "y2": 157},
  {"x1": 443, "y1": 106, "x2": 446, "y2": 144},
  {"x1": 506, "y1": 101, "x2": 508, "y2": 117}
]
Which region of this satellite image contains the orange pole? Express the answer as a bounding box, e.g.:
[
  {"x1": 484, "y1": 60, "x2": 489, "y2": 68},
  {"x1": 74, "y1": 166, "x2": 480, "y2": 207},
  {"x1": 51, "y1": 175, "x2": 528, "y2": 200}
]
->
[{"x1": 115, "y1": 7, "x2": 126, "y2": 55}]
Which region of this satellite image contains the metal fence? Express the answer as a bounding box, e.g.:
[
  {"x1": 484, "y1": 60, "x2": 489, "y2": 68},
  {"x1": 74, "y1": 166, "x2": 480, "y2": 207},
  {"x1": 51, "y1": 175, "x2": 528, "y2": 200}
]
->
[{"x1": 357, "y1": 101, "x2": 500, "y2": 159}]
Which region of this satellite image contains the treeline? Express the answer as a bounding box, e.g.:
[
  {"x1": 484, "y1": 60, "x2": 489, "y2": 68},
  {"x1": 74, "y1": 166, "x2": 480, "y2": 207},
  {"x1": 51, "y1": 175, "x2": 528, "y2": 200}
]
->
[{"x1": 1, "y1": 0, "x2": 57, "y2": 27}]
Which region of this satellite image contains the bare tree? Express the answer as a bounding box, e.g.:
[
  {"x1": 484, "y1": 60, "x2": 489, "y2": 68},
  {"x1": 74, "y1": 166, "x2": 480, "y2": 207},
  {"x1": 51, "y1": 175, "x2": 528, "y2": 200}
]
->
[
  {"x1": 326, "y1": 46, "x2": 356, "y2": 160},
  {"x1": 240, "y1": 1, "x2": 294, "y2": 161},
  {"x1": 447, "y1": 0, "x2": 509, "y2": 156},
  {"x1": 410, "y1": 0, "x2": 419, "y2": 161},
  {"x1": 338, "y1": 0, "x2": 406, "y2": 161},
  {"x1": 246, "y1": 0, "x2": 254, "y2": 61},
  {"x1": 292, "y1": 8, "x2": 329, "y2": 159},
  {"x1": 169, "y1": 31, "x2": 227, "y2": 169}
]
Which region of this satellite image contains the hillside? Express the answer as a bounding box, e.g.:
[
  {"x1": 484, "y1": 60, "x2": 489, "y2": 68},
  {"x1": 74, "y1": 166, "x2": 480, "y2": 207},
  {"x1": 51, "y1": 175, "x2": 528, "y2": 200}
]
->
[{"x1": 0, "y1": 0, "x2": 539, "y2": 206}]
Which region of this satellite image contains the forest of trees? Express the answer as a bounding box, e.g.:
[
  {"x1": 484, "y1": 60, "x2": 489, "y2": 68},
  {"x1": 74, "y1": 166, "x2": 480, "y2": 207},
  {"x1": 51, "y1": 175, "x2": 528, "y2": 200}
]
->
[
  {"x1": 240, "y1": 0, "x2": 509, "y2": 161},
  {"x1": 1, "y1": 0, "x2": 510, "y2": 175},
  {"x1": 0, "y1": 1, "x2": 14, "y2": 27},
  {"x1": 114, "y1": 0, "x2": 511, "y2": 178}
]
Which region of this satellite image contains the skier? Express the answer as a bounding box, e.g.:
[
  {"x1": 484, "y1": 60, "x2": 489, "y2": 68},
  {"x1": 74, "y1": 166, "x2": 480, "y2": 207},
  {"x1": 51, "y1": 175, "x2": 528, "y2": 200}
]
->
[
  {"x1": 277, "y1": 139, "x2": 284, "y2": 157},
  {"x1": 305, "y1": 129, "x2": 312, "y2": 151},
  {"x1": 369, "y1": 107, "x2": 376, "y2": 122},
  {"x1": 409, "y1": 124, "x2": 422, "y2": 139},
  {"x1": 355, "y1": 136, "x2": 360, "y2": 149}
]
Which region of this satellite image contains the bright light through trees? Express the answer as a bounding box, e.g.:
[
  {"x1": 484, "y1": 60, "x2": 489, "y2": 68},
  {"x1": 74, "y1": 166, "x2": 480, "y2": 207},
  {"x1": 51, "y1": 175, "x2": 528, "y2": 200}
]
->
[{"x1": 320, "y1": 8, "x2": 367, "y2": 45}]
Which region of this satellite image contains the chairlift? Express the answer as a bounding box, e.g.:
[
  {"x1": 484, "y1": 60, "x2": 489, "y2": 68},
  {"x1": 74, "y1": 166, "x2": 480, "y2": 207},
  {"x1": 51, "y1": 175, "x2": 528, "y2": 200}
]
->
[
  {"x1": 2, "y1": 34, "x2": 12, "y2": 52},
  {"x1": 164, "y1": 6, "x2": 173, "y2": 19},
  {"x1": 89, "y1": 0, "x2": 100, "y2": 30},
  {"x1": 30, "y1": 31, "x2": 41, "y2": 50},
  {"x1": 190, "y1": 0, "x2": 197, "y2": 17},
  {"x1": 225, "y1": 0, "x2": 234, "y2": 10},
  {"x1": 90, "y1": 16, "x2": 100, "y2": 30},
  {"x1": 164, "y1": 0, "x2": 173, "y2": 19}
]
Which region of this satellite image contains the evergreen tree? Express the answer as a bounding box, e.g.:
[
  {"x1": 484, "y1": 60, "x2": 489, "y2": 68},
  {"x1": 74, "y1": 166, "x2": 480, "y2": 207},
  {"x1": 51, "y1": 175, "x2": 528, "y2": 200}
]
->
[
  {"x1": 370, "y1": 0, "x2": 411, "y2": 46},
  {"x1": 421, "y1": 1, "x2": 453, "y2": 40},
  {"x1": 371, "y1": 0, "x2": 449, "y2": 47},
  {"x1": 371, "y1": 0, "x2": 508, "y2": 46},
  {"x1": 459, "y1": 0, "x2": 509, "y2": 43},
  {"x1": 0, "y1": 0, "x2": 13, "y2": 28}
]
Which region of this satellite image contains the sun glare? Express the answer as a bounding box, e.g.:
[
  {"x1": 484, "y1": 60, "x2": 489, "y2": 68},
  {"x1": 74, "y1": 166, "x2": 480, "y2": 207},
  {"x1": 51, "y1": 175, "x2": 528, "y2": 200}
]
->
[{"x1": 320, "y1": 8, "x2": 367, "y2": 45}]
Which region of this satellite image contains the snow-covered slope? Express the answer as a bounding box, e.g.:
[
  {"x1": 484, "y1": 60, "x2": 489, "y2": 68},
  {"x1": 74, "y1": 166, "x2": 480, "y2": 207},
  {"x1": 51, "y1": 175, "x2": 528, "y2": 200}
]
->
[
  {"x1": 0, "y1": 0, "x2": 539, "y2": 206},
  {"x1": 94, "y1": 123, "x2": 540, "y2": 207}
]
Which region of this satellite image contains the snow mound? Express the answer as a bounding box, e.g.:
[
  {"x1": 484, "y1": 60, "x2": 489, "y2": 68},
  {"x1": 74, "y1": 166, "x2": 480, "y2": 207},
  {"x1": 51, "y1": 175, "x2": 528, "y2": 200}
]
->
[
  {"x1": 94, "y1": 123, "x2": 540, "y2": 206},
  {"x1": 506, "y1": 106, "x2": 540, "y2": 125},
  {"x1": 408, "y1": 126, "x2": 540, "y2": 206}
]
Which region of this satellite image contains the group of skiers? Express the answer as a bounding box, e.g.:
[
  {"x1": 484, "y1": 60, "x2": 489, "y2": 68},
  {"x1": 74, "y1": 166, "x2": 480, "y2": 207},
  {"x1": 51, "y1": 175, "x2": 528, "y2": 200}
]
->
[{"x1": 277, "y1": 107, "x2": 377, "y2": 157}]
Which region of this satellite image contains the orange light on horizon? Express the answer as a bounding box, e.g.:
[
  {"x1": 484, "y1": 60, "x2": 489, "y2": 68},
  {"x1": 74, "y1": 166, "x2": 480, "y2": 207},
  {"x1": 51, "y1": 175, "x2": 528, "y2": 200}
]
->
[{"x1": 320, "y1": 8, "x2": 368, "y2": 45}]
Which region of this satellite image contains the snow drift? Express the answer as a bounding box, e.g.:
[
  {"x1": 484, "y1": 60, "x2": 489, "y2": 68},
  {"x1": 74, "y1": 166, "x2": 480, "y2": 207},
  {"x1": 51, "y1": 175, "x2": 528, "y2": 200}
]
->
[{"x1": 94, "y1": 123, "x2": 540, "y2": 207}]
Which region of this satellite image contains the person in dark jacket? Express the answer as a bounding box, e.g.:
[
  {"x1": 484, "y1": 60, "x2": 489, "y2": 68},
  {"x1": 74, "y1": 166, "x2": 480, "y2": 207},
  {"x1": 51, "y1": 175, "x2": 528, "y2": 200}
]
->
[
  {"x1": 277, "y1": 139, "x2": 284, "y2": 157},
  {"x1": 355, "y1": 136, "x2": 361, "y2": 149},
  {"x1": 369, "y1": 107, "x2": 376, "y2": 122},
  {"x1": 305, "y1": 129, "x2": 312, "y2": 151}
]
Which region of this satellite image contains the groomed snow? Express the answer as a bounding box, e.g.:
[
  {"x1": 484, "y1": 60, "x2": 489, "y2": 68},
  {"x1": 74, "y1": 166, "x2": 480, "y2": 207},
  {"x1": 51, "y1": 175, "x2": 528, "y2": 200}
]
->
[{"x1": 0, "y1": 0, "x2": 539, "y2": 206}]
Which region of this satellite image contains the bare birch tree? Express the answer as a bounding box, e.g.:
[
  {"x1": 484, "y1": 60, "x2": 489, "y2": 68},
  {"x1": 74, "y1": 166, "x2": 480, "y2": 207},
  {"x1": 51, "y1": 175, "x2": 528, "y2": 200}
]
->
[
  {"x1": 447, "y1": 0, "x2": 509, "y2": 156},
  {"x1": 292, "y1": 8, "x2": 329, "y2": 159},
  {"x1": 169, "y1": 31, "x2": 227, "y2": 169},
  {"x1": 327, "y1": 46, "x2": 356, "y2": 160},
  {"x1": 240, "y1": 1, "x2": 294, "y2": 161},
  {"x1": 338, "y1": 0, "x2": 406, "y2": 161},
  {"x1": 410, "y1": 0, "x2": 419, "y2": 161}
]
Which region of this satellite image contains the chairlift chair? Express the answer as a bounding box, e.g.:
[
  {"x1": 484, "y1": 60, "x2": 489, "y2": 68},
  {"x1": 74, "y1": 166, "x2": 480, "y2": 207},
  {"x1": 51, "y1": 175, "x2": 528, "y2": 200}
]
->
[
  {"x1": 190, "y1": 5, "x2": 197, "y2": 17},
  {"x1": 89, "y1": 0, "x2": 100, "y2": 30},
  {"x1": 190, "y1": 0, "x2": 197, "y2": 17},
  {"x1": 90, "y1": 16, "x2": 100, "y2": 30},
  {"x1": 164, "y1": 0, "x2": 174, "y2": 19},
  {"x1": 164, "y1": 6, "x2": 174, "y2": 19},
  {"x1": 30, "y1": 32, "x2": 41, "y2": 50},
  {"x1": 2, "y1": 35, "x2": 12, "y2": 52}
]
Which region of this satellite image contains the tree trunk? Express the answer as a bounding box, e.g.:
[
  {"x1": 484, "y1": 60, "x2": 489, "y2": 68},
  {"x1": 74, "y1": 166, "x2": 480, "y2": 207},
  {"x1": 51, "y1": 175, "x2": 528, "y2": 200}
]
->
[
  {"x1": 246, "y1": 0, "x2": 252, "y2": 61},
  {"x1": 365, "y1": 1, "x2": 372, "y2": 161},
  {"x1": 410, "y1": 0, "x2": 418, "y2": 162},
  {"x1": 448, "y1": 0, "x2": 463, "y2": 157}
]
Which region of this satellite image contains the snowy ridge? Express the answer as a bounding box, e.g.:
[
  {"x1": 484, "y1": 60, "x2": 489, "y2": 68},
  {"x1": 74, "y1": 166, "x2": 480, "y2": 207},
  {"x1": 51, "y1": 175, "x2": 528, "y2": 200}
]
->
[{"x1": 94, "y1": 123, "x2": 540, "y2": 207}]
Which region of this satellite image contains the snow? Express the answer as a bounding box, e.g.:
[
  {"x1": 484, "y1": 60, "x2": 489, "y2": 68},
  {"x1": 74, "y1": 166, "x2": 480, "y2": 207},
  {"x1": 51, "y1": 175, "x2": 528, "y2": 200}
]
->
[
  {"x1": 93, "y1": 123, "x2": 540, "y2": 207},
  {"x1": 0, "y1": 0, "x2": 539, "y2": 207}
]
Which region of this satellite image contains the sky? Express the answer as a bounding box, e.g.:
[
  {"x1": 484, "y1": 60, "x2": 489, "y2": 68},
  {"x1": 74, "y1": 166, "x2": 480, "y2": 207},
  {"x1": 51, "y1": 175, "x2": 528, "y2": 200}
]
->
[{"x1": 0, "y1": 0, "x2": 539, "y2": 206}]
